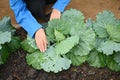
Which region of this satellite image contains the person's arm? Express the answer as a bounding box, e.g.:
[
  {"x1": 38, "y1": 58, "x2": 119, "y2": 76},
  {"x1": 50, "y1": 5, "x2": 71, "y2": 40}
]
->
[
  {"x1": 53, "y1": 0, "x2": 71, "y2": 12},
  {"x1": 50, "y1": 0, "x2": 70, "y2": 20},
  {"x1": 9, "y1": 0, "x2": 42, "y2": 37},
  {"x1": 9, "y1": 0, "x2": 47, "y2": 52}
]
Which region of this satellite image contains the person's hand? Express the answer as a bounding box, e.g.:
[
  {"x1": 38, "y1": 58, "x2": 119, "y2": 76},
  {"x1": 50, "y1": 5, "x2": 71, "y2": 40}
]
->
[
  {"x1": 50, "y1": 9, "x2": 61, "y2": 20},
  {"x1": 35, "y1": 28, "x2": 48, "y2": 52}
]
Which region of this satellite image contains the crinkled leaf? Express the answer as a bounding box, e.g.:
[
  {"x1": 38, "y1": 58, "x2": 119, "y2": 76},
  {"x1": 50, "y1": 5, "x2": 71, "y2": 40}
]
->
[
  {"x1": 106, "y1": 24, "x2": 120, "y2": 42},
  {"x1": 0, "y1": 31, "x2": 11, "y2": 49},
  {"x1": 95, "y1": 37, "x2": 106, "y2": 49},
  {"x1": 114, "y1": 52, "x2": 120, "y2": 66},
  {"x1": 87, "y1": 50, "x2": 106, "y2": 68},
  {"x1": 62, "y1": 9, "x2": 85, "y2": 36},
  {"x1": 70, "y1": 21, "x2": 85, "y2": 36},
  {"x1": 7, "y1": 36, "x2": 21, "y2": 53},
  {"x1": 41, "y1": 57, "x2": 71, "y2": 73},
  {"x1": 54, "y1": 20, "x2": 71, "y2": 36},
  {"x1": 106, "y1": 55, "x2": 120, "y2": 72},
  {"x1": 46, "y1": 20, "x2": 56, "y2": 42},
  {"x1": 72, "y1": 27, "x2": 95, "y2": 56},
  {"x1": 26, "y1": 51, "x2": 45, "y2": 70},
  {"x1": 98, "y1": 40, "x2": 120, "y2": 55},
  {"x1": 55, "y1": 36, "x2": 79, "y2": 55},
  {"x1": 0, "y1": 16, "x2": 15, "y2": 34},
  {"x1": 0, "y1": 16, "x2": 20, "y2": 65},
  {"x1": 27, "y1": 36, "x2": 38, "y2": 49},
  {"x1": 41, "y1": 47, "x2": 71, "y2": 73},
  {"x1": 46, "y1": 19, "x2": 70, "y2": 42},
  {"x1": 62, "y1": 9, "x2": 84, "y2": 25},
  {"x1": 0, "y1": 37, "x2": 21, "y2": 64},
  {"x1": 43, "y1": 46, "x2": 56, "y2": 59},
  {"x1": 46, "y1": 9, "x2": 85, "y2": 43},
  {"x1": 26, "y1": 46, "x2": 71, "y2": 73},
  {"x1": 54, "y1": 29, "x2": 65, "y2": 42},
  {"x1": 79, "y1": 27, "x2": 95, "y2": 50},
  {"x1": 93, "y1": 10, "x2": 118, "y2": 38},
  {"x1": 93, "y1": 25, "x2": 108, "y2": 38},
  {"x1": 21, "y1": 35, "x2": 38, "y2": 53},
  {"x1": 21, "y1": 40, "x2": 35, "y2": 53},
  {"x1": 67, "y1": 53, "x2": 88, "y2": 66},
  {"x1": 72, "y1": 43, "x2": 91, "y2": 56}
]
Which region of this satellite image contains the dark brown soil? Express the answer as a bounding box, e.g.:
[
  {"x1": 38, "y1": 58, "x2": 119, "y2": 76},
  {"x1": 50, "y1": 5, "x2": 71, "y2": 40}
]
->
[
  {"x1": 0, "y1": 49, "x2": 120, "y2": 80},
  {"x1": 0, "y1": 0, "x2": 120, "y2": 80}
]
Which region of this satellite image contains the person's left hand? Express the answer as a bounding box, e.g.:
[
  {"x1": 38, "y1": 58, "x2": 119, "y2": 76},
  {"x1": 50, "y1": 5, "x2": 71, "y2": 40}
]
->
[{"x1": 50, "y1": 9, "x2": 61, "y2": 20}]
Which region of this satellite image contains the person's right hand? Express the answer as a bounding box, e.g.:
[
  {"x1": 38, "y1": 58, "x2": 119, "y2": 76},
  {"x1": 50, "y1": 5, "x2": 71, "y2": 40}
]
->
[{"x1": 35, "y1": 28, "x2": 48, "y2": 52}]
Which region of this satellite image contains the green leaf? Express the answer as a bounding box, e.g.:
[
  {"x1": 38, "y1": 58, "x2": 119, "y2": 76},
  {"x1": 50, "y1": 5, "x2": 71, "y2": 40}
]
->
[
  {"x1": 0, "y1": 31, "x2": 11, "y2": 49},
  {"x1": 0, "y1": 16, "x2": 20, "y2": 65},
  {"x1": 70, "y1": 21, "x2": 85, "y2": 36},
  {"x1": 106, "y1": 24, "x2": 120, "y2": 42},
  {"x1": 98, "y1": 40, "x2": 120, "y2": 55},
  {"x1": 41, "y1": 47, "x2": 71, "y2": 73},
  {"x1": 66, "y1": 53, "x2": 88, "y2": 66},
  {"x1": 46, "y1": 19, "x2": 71, "y2": 42},
  {"x1": 114, "y1": 52, "x2": 120, "y2": 66},
  {"x1": 72, "y1": 43, "x2": 91, "y2": 56},
  {"x1": 46, "y1": 20, "x2": 56, "y2": 42},
  {"x1": 93, "y1": 24, "x2": 108, "y2": 38},
  {"x1": 95, "y1": 37, "x2": 106, "y2": 49},
  {"x1": 0, "y1": 16, "x2": 15, "y2": 34},
  {"x1": 41, "y1": 56, "x2": 71, "y2": 73},
  {"x1": 106, "y1": 55, "x2": 120, "y2": 72},
  {"x1": 93, "y1": 10, "x2": 118, "y2": 38},
  {"x1": 43, "y1": 46, "x2": 56, "y2": 59},
  {"x1": 0, "y1": 44, "x2": 9, "y2": 64},
  {"x1": 46, "y1": 9, "x2": 85, "y2": 42},
  {"x1": 62, "y1": 9, "x2": 85, "y2": 36},
  {"x1": 54, "y1": 29, "x2": 65, "y2": 42},
  {"x1": 0, "y1": 46, "x2": 1, "y2": 50},
  {"x1": 21, "y1": 35, "x2": 38, "y2": 53},
  {"x1": 55, "y1": 36, "x2": 79, "y2": 55},
  {"x1": 26, "y1": 51, "x2": 45, "y2": 70},
  {"x1": 72, "y1": 27, "x2": 95, "y2": 56},
  {"x1": 62, "y1": 9, "x2": 84, "y2": 25},
  {"x1": 7, "y1": 36, "x2": 21, "y2": 53},
  {"x1": 87, "y1": 50, "x2": 106, "y2": 68},
  {"x1": 26, "y1": 46, "x2": 71, "y2": 73}
]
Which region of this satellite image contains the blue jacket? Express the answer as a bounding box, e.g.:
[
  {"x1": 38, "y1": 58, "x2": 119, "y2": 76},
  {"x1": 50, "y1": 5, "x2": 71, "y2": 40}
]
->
[{"x1": 9, "y1": 0, "x2": 70, "y2": 37}]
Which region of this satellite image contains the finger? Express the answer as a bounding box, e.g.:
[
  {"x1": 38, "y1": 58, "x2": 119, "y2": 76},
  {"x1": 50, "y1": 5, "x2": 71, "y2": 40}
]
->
[
  {"x1": 41, "y1": 40, "x2": 45, "y2": 52},
  {"x1": 50, "y1": 13, "x2": 52, "y2": 20},
  {"x1": 37, "y1": 41, "x2": 43, "y2": 52},
  {"x1": 43, "y1": 42, "x2": 46, "y2": 52},
  {"x1": 43, "y1": 37, "x2": 48, "y2": 52},
  {"x1": 51, "y1": 15, "x2": 60, "y2": 20},
  {"x1": 37, "y1": 39, "x2": 45, "y2": 52}
]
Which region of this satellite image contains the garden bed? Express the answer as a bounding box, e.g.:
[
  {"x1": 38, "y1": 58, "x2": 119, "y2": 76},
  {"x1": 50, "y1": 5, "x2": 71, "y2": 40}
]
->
[
  {"x1": 0, "y1": 46, "x2": 120, "y2": 80},
  {"x1": 0, "y1": 0, "x2": 120, "y2": 80}
]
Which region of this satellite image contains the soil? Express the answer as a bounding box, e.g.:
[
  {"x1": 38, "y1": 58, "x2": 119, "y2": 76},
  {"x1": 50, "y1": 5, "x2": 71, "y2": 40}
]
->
[
  {"x1": 0, "y1": 48, "x2": 120, "y2": 80},
  {"x1": 0, "y1": 0, "x2": 120, "y2": 80}
]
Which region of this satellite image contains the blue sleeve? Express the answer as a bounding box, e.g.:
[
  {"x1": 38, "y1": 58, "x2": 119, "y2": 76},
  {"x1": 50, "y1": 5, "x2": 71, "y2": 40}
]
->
[
  {"x1": 52, "y1": 0, "x2": 71, "y2": 12},
  {"x1": 9, "y1": 0, "x2": 42, "y2": 37}
]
